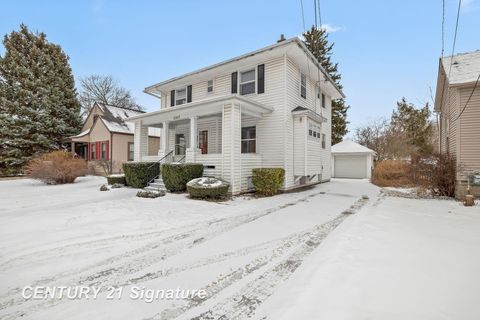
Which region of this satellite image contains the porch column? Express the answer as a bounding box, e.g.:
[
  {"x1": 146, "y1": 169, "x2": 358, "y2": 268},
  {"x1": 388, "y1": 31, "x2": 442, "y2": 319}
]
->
[
  {"x1": 186, "y1": 116, "x2": 199, "y2": 162},
  {"x1": 159, "y1": 121, "x2": 170, "y2": 158},
  {"x1": 221, "y1": 103, "x2": 242, "y2": 194},
  {"x1": 134, "y1": 120, "x2": 148, "y2": 161}
]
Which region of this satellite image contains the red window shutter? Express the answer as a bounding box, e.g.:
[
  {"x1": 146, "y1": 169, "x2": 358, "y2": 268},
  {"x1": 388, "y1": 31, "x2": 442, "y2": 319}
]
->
[
  {"x1": 106, "y1": 141, "x2": 110, "y2": 160},
  {"x1": 87, "y1": 143, "x2": 90, "y2": 161}
]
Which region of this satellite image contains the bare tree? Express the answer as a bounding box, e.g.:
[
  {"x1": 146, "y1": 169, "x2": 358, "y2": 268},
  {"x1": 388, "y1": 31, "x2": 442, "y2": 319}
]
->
[
  {"x1": 354, "y1": 118, "x2": 414, "y2": 161},
  {"x1": 78, "y1": 75, "x2": 143, "y2": 116}
]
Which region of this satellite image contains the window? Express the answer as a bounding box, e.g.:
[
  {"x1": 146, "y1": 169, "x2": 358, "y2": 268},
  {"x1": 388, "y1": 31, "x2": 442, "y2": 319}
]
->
[
  {"x1": 175, "y1": 88, "x2": 187, "y2": 105},
  {"x1": 241, "y1": 126, "x2": 256, "y2": 153},
  {"x1": 308, "y1": 122, "x2": 321, "y2": 140},
  {"x1": 321, "y1": 93, "x2": 326, "y2": 108},
  {"x1": 300, "y1": 73, "x2": 306, "y2": 99},
  {"x1": 101, "y1": 142, "x2": 107, "y2": 160},
  {"x1": 128, "y1": 142, "x2": 134, "y2": 161},
  {"x1": 322, "y1": 134, "x2": 326, "y2": 149},
  {"x1": 90, "y1": 143, "x2": 96, "y2": 160},
  {"x1": 240, "y1": 69, "x2": 256, "y2": 95},
  {"x1": 207, "y1": 80, "x2": 214, "y2": 93},
  {"x1": 175, "y1": 134, "x2": 186, "y2": 155}
]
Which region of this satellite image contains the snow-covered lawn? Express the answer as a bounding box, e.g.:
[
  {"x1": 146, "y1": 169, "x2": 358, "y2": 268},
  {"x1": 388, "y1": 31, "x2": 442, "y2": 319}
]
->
[{"x1": 0, "y1": 176, "x2": 479, "y2": 319}]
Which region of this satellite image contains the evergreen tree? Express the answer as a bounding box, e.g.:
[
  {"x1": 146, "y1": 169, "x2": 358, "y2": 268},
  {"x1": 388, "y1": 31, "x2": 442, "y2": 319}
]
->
[
  {"x1": 391, "y1": 98, "x2": 433, "y2": 155},
  {"x1": 303, "y1": 26, "x2": 349, "y2": 144},
  {"x1": 0, "y1": 24, "x2": 81, "y2": 175}
]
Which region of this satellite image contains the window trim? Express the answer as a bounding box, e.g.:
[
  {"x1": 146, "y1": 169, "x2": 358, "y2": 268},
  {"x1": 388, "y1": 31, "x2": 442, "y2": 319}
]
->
[
  {"x1": 207, "y1": 79, "x2": 214, "y2": 94},
  {"x1": 300, "y1": 73, "x2": 307, "y2": 99},
  {"x1": 238, "y1": 68, "x2": 257, "y2": 96},
  {"x1": 127, "y1": 142, "x2": 134, "y2": 161},
  {"x1": 241, "y1": 126, "x2": 256, "y2": 153},
  {"x1": 101, "y1": 142, "x2": 107, "y2": 160},
  {"x1": 174, "y1": 86, "x2": 187, "y2": 106},
  {"x1": 90, "y1": 142, "x2": 96, "y2": 160}
]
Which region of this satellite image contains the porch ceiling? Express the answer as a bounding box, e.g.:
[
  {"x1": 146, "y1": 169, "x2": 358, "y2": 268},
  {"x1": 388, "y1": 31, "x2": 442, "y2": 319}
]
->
[{"x1": 127, "y1": 95, "x2": 273, "y2": 126}]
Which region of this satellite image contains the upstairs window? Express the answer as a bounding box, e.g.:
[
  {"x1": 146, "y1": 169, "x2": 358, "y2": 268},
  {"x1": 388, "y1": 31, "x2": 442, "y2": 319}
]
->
[
  {"x1": 207, "y1": 80, "x2": 214, "y2": 93},
  {"x1": 322, "y1": 93, "x2": 326, "y2": 108},
  {"x1": 240, "y1": 69, "x2": 256, "y2": 95},
  {"x1": 175, "y1": 88, "x2": 187, "y2": 105},
  {"x1": 241, "y1": 126, "x2": 256, "y2": 153},
  {"x1": 300, "y1": 73, "x2": 307, "y2": 99}
]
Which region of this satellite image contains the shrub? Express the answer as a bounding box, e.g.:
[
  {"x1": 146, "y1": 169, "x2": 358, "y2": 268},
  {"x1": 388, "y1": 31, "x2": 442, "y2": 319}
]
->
[
  {"x1": 371, "y1": 160, "x2": 411, "y2": 187},
  {"x1": 252, "y1": 168, "x2": 285, "y2": 196},
  {"x1": 414, "y1": 153, "x2": 456, "y2": 197},
  {"x1": 187, "y1": 177, "x2": 230, "y2": 199},
  {"x1": 161, "y1": 163, "x2": 204, "y2": 192},
  {"x1": 122, "y1": 162, "x2": 159, "y2": 188},
  {"x1": 26, "y1": 151, "x2": 88, "y2": 184},
  {"x1": 136, "y1": 190, "x2": 165, "y2": 198},
  {"x1": 107, "y1": 174, "x2": 125, "y2": 185}
]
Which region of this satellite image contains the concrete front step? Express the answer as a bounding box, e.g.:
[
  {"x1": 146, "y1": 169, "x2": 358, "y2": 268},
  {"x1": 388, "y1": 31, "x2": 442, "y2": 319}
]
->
[
  {"x1": 149, "y1": 182, "x2": 165, "y2": 188},
  {"x1": 154, "y1": 179, "x2": 164, "y2": 183},
  {"x1": 144, "y1": 186, "x2": 166, "y2": 192}
]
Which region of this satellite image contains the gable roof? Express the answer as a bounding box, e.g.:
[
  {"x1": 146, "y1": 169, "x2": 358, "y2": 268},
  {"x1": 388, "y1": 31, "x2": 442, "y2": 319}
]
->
[
  {"x1": 441, "y1": 50, "x2": 480, "y2": 85},
  {"x1": 331, "y1": 139, "x2": 375, "y2": 154},
  {"x1": 73, "y1": 102, "x2": 160, "y2": 137},
  {"x1": 144, "y1": 37, "x2": 345, "y2": 100}
]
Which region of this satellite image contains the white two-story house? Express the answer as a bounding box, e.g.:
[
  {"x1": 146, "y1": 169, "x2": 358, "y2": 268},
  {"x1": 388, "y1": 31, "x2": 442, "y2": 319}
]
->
[{"x1": 129, "y1": 37, "x2": 344, "y2": 194}]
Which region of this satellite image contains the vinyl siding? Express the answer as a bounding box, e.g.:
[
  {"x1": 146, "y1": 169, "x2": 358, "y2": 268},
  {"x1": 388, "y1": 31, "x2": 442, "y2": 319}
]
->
[{"x1": 458, "y1": 86, "x2": 480, "y2": 179}]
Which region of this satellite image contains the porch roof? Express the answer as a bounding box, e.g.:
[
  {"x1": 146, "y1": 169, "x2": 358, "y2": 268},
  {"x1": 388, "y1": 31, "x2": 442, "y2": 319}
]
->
[
  {"x1": 292, "y1": 106, "x2": 327, "y2": 123},
  {"x1": 127, "y1": 95, "x2": 273, "y2": 126}
]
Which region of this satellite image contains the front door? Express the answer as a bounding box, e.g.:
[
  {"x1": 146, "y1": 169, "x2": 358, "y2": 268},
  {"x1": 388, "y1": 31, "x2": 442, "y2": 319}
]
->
[
  {"x1": 175, "y1": 134, "x2": 185, "y2": 155},
  {"x1": 198, "y1": 130, "x2": 208, "y2": 154}
]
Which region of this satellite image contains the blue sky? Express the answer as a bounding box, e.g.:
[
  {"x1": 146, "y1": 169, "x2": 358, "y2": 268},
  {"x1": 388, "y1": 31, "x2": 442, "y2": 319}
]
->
[{"x1": 1, "y1": 0, "x2": 479, "y2": 135}]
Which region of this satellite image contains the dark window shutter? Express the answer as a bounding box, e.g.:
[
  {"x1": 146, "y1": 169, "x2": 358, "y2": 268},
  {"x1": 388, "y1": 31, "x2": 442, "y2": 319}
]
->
[
  {"x1": 231, "y1": 72, "x2": 238, "y2": 94},
  {"x1": 187, "y1": 85, "x2": 192, "y2": 103},
  {"x1": 170, "y1": 90, "x2": 175, "y2": 106},
  {"x1": 257, "y1": 64, "x2": 265, "y2": 94}
]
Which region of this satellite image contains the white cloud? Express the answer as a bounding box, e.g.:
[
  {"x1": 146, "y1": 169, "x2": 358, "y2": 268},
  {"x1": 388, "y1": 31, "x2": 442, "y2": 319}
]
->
[{"x1": 321, "y1": 24, "x2": 345, "y2": 33}]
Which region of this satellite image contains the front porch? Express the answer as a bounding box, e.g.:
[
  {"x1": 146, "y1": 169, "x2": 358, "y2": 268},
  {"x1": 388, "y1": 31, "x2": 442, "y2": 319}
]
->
[{"x1": 130, "y1": 96, "x2": 272, "y2": 193}]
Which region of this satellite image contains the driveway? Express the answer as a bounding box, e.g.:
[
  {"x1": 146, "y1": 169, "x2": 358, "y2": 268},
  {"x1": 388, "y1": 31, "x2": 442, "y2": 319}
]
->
[{"x1": 0, "y1": 177, "x2": 377, "y2": 319}]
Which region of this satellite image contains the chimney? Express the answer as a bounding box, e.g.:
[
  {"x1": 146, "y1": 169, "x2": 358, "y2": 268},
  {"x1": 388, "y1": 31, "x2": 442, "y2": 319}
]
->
[{"x1": 277, "y1": 34, "x2": 286, "y2": 43}]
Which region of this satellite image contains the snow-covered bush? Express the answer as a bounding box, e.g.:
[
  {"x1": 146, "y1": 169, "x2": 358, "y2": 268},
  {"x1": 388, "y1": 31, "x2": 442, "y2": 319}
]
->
[
  {"x1": 161, "y1": 163, "x2": 204, "y2": 192},
  {"x1": 26, "y1": 151, "x2": 88, "y2": 184},
  {"x1": 99, "y1": 184, "x2": 109, "y2": 191},
  {"x1": 252, "y1": 168, "x2": 285, "y2": 196},
  {"x1": 187, "y1": 177, "x2": 229, "y2": 199},
  {"x1": 136, "y1": 190, "x2": 165, "y2": 198},
  {"x1": 122, "y1": 162, "x2": 159, "y2": 188},
  {"x1": 106, "y1": 174, "x2": 125, "y2": 185}
]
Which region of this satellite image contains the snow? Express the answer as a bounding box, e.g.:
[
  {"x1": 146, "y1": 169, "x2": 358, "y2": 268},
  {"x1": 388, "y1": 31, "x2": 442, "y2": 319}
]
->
[
  {"x1": 442, "y1": 50, "x2": 480, "y2": 84},
  {"x1": 1, "y1": 177, "x2": 479, "y2": 319},
  {"x1": 187, "y1": 177, "x2": 224, "y2": 188},
  {"x1": 254, "y1": 191, "x2": 480, "y2": 320},
  {"x1": 331, "y1": 139, "x2": 375, "y2": 154}
]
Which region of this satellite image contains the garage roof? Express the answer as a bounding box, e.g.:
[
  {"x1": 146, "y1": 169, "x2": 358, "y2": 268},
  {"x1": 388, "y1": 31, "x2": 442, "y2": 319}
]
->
[{"x1": 331, "y1": 139, "x2": 375, "y2": 154}]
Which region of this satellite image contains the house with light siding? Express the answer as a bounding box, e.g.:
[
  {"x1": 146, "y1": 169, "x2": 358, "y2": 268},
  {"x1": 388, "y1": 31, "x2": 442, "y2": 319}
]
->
[
  {"x1": 129, "y1": 38, "x2": 344, "y2": 194},
  {"x1": 68, "y1": 102, "x2": 160, "y2": 174},
  {"x1": 434, "y1": 50, "x2": 480, "y2": 198}
]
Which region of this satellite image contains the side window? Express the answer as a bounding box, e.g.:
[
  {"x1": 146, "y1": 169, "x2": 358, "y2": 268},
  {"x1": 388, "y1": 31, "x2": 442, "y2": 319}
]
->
[
  {"x1": 322, "y1": 134, "x2": 326, "y2": 149},
  {"x1": 207, "y1": 80, "x2": 214, "y2": 93},
  {"x1": 300, "y1": 73, "x2": 307, "y2": 99},
  {"x1": 101, "y1": 142, "x2": 107, "y2": 160},
  {"x1": 241, "y1": 126, "x2": 256, "y2": 153},
  {"x1": 322, "y1": 93, "x2": 326, "y2": 108},
  {"x1": 128, "y1": 142, "x2": 134, "y2": 161},
  {"x1": 90, "y1": 143, "x2": 96, "y2": 160}
]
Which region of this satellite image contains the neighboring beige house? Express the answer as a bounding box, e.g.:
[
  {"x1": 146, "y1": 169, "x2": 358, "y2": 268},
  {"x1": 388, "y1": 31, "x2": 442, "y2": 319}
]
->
[
  {"x1": 128, "y1": 38, "x2": 344, "y2": 194},
  {"x1": 434, "y1": 50, "x2": 480, "y2": 198},
  {"x1": 68, "y1": 102, "x2": 160, "y2": 174}
]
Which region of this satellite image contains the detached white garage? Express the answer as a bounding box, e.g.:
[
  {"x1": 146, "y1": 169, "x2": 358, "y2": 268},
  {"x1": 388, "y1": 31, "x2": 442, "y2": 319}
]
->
[{"x1": 331, "y1": 140, "x2": 376, "y2": 179}]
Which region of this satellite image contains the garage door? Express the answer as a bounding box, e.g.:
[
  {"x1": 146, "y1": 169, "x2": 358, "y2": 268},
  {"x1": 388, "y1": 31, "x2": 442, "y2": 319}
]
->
[{"x1": 334, "y1": 155, "x2": 367, "y2": 178}]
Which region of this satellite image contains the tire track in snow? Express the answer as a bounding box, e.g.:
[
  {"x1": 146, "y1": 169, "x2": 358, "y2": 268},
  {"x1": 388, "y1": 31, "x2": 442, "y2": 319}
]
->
[
  {"x1": 0, "y1": 190, "x2": 330, "y2": 319},
  {"x1": 153, "y1": 196, "x2": 370, "y2": 320}
]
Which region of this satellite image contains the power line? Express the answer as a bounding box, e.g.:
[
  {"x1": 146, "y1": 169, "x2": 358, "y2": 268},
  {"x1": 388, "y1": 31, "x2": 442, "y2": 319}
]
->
[
  {"x1": 316, "y1": 0, "x2": 322, "y2": 29},
  {"x1": 448, "y1": 0, "x2": 462, "y2": 78},
  {"x1": 300, "y1": 0, "x2": 306, "y2": 31},
  {"x1": 452, "y1": 73, "x2": 480, "y2": 123}
]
